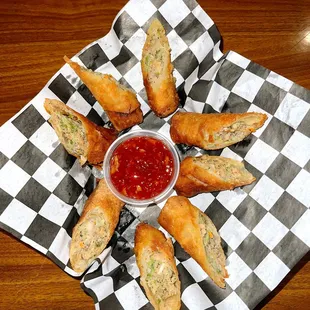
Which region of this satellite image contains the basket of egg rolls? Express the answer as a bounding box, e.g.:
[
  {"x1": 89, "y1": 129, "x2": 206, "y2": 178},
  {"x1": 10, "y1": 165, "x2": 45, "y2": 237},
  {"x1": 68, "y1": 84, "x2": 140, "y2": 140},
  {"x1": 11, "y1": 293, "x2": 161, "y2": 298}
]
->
[{"x1": 42, "y1": 16, "x2": 268, "y2": 308}]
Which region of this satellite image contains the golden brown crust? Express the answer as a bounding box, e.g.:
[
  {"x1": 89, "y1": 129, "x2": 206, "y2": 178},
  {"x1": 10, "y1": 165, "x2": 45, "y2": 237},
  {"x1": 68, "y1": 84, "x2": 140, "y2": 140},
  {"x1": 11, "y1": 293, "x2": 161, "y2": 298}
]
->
[
  {"x1": 170, "y1": 112, "x2": 267, "y2": 149},
  {"x1": 135, "y1": 223, "x2": 175, "y2": 265},
  {"x1": 64, "y1": 56, "x2": 143, "y2": 131},
  {"x1": 158, "y1": 196, "x2": 228, "y2": 288},
  {"x1": 77, "y1": 178, "x2": 124, "y2": 227},
  {"x1": 174, "y1": 155, "x2": 256, "y2": 197},
  {"x1": 141, "y1": 19, "x2": 179, "y2": 118},
  {"x1": 135, "y1": 223, "x2": 181, "y2": 310},
  {"x1": 44, "y1": 98, "x2": 117, "y2": 165},
  {"x1": 70, "y1": 179, "x2": 124, "y2": 273},
  {"x1": 87, "y1": 125, "x2": 118, "y2": 164},
  {"x1": 143, "y1": 68, "x2": 179, "y2": 118},
  {"x1": 106, "y1": 108, "x2": 143, "y2": 132}
]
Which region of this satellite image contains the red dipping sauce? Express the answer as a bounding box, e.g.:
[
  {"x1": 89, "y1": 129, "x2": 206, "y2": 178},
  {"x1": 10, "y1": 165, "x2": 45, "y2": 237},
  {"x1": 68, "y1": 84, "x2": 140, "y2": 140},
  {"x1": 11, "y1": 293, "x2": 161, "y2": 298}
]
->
[{"x1": 109, "y1": 136, "x2": 174, "y2": 200}]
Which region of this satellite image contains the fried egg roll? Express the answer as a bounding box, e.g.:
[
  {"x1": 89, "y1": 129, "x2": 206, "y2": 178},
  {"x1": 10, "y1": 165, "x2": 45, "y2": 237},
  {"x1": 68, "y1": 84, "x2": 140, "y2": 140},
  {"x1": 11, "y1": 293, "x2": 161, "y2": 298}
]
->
[
  {"x1": 70, "y1": 178, "x2": 124, "y2": 273},
  {"x1": 64, "y1": 56, "x2": 143, "y2": 131},
  {"x1": 141, "y1": 19, "x2": 179, "y2": 117},
  {"x1": 158, "y1": 196, "x2": 228, "y2": 288},
  {"x1": 44, "y1": 98, "x2": 117, "y2": 166},
  {"x1": 135, "y1": 223, "x2": 181, "y2": 310},
  {"x1": 170, "y1": 112, "x2": 267, "y2": 150},
  {"x1": 175, "y1": 155, "x2": 256, "y2": 197}
]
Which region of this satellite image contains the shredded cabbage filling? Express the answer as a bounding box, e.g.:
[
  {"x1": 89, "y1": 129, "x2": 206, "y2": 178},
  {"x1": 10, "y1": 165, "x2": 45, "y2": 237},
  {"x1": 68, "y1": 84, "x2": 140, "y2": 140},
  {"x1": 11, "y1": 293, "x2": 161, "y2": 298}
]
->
[
  {"x1": 72, "y1": 207, "x2": 109, "y2": 270},
  {"x1": 51, "y1": 112, "x2": 87, "y2": 157},
  {"x1": 198, "y1": 213, "x2": 225, "y2": 277},
  {"x1": 145, "y1": 253, "x2": 179, "y2": 303}
]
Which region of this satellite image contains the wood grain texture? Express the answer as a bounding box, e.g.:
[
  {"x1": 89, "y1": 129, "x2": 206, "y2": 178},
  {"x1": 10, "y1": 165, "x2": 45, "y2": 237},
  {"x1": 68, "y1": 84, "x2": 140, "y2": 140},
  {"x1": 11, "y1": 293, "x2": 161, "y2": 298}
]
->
[{"x1": 0, "y1": 0, "x2": 309, "y2": 309}]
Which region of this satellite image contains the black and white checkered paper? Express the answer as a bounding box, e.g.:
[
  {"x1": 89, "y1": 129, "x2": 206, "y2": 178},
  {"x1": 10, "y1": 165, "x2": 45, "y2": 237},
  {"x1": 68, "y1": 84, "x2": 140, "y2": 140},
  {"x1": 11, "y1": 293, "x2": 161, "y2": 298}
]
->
[{"x1": 0, "y1": 0, "x2": 309, "y2": 309}]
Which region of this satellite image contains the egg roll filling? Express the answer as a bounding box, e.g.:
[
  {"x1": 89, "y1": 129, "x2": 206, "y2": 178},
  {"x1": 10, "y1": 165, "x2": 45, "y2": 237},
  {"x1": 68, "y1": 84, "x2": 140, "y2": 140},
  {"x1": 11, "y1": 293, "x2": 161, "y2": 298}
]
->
[
  {"x1": 143, "y1": 27, "x2": 168, "y2": 87},
  {"x1": 213, "y1": 121, "x2": 247, "y2": 144},
  {"x1": 198, "y1": 213, "x2": 226, "y2": 278},
  {"x1": 144, "y1": 252, "x2": 179, "y2": 304},
  {"x1": 193, "y1": 157, "x2": 251, "y2": 183},
  {"x1": 71, "y1": 207, "x2": 109, "y2": 271},
  {"x1": 50, "y1": 112, "x2": 87, "y2": 159},
  {"x1": 206, "y1": 115, "x2": 263, "y2": 148}
]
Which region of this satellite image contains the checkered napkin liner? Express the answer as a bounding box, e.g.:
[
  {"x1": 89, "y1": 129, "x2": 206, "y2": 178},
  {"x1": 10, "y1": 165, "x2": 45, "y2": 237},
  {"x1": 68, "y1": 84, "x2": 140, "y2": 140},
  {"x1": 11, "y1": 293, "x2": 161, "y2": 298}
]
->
[{"x1": 0, "y1": 0, "x2": 309, "y2": 309}]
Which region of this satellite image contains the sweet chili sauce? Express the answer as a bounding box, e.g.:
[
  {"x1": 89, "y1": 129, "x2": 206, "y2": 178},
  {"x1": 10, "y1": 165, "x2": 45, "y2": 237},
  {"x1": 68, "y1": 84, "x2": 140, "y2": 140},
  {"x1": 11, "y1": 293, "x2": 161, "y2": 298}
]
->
[{"x1": 109, "y1": 136, "x2": 174, "y2": 200}]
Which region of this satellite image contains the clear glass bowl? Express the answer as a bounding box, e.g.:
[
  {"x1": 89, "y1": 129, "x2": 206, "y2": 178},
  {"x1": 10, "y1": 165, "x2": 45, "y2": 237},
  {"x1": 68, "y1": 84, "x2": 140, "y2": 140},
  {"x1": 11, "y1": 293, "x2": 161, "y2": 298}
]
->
[{"x1": 103, "y1": 130, "x2": 180, "y2": 206}]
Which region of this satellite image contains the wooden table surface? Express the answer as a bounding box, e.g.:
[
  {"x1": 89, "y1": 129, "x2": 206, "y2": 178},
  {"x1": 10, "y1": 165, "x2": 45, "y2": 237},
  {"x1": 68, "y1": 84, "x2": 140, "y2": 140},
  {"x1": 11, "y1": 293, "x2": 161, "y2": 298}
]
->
[{"x1": 0, "y1": 0, "x2": 309, "y2": 309}]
